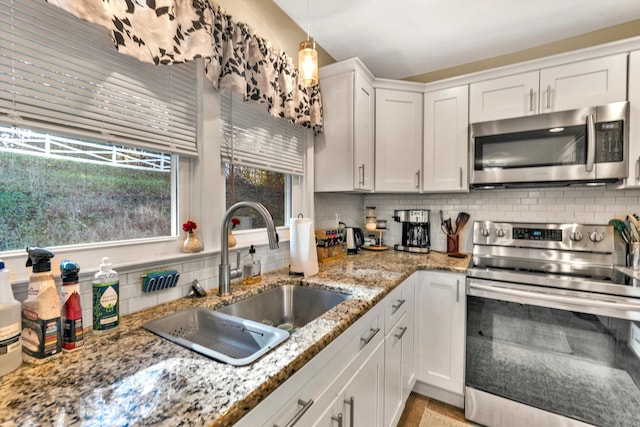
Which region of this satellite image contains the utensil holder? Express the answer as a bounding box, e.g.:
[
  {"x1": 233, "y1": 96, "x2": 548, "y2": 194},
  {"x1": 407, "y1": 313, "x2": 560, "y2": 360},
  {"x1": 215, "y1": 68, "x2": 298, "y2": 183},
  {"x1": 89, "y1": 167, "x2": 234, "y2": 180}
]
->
[{"x1": 446, "y1": 234, "x2": 459, "y2": 255}]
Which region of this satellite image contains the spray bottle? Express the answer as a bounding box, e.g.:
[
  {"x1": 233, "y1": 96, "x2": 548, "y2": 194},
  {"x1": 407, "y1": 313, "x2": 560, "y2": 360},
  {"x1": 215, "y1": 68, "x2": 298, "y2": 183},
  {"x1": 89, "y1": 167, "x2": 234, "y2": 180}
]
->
[
  {"x1": 61, "y1": 260, "x2": 83, "y2": 351},
  {"x1": 0, "y1": 260, "x2": 22, "y2": 377},
  {"x1": 92, "y1": 257, "x2": 119, "y2": 334},
  {"x1": 22, "y1": 247, "x2": 61, "y2": 364}
]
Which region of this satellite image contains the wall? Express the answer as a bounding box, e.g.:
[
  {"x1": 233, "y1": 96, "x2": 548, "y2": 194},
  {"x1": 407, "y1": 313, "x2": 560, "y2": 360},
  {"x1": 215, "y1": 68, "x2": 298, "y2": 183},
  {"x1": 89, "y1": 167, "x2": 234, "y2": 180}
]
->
[
  {"x1": 13, "y1": 243, "x2": 291, "y2": 325},
  {"x1": 317, "y1": 186, "x2": 640, "y2": 254}
]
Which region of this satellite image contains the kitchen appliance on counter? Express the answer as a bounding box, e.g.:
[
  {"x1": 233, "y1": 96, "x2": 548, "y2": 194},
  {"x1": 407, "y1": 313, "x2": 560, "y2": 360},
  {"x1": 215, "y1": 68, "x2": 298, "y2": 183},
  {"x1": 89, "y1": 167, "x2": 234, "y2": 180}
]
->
[
  {"x1": 470, "y1": 101, "x2": 629, "y2": 188},
  {"x1": 339, "y1": 222, "x2": 364, "y2": 254},
  {"x1": 392, "y1": 209, "x2": 430, "y2": 253},
  {"x1": 465, "y1": 221, "x2": 640, "y2": 427}
]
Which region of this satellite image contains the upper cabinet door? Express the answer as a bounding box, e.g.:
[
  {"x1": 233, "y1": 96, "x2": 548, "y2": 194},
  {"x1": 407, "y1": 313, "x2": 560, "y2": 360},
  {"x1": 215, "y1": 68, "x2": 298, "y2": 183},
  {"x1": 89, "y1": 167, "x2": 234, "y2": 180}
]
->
[
  {"x1": 375, "y1": 88, "x2": 423, "y2": 192},
  {"x1": 540, "y1": 53, "x2": 628, "y2": 113},
  {"x1": 423, "y1": 85, "x2": 469, "y2": 192},
  {"x1": 314, "y1": 59, "x2": 375, "y2": 192},
  {"x1": 353, "y1": 73, "x2": 375, "y2": 191},
  {"x1": 469, "y1": 71, "x2": 539, "y2": 123}
]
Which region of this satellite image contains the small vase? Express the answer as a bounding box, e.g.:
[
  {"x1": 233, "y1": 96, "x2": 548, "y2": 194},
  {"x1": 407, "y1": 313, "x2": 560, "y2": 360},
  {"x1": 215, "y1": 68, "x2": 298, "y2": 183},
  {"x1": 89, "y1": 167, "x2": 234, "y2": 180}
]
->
[
  {"x1": 228, "y1": 229, "x2": 237, "y2": 248},
  {"x1": 182, "y1": 231, "x2": 204, "y2": 253}
]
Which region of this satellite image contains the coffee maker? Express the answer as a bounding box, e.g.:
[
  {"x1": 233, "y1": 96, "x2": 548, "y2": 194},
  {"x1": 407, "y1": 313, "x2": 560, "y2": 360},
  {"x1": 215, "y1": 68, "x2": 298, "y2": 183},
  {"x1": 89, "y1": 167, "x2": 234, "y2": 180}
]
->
[{"x1": 392, "y1": 209, "x2": 430, "y2": 253}]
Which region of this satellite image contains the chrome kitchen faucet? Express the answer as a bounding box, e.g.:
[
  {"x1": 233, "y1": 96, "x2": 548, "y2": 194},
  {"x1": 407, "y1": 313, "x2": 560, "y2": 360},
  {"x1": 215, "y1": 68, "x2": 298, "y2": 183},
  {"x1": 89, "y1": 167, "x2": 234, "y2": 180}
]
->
[{"x1": 218, "y1": 201, "x2": 279, "y2": 296}]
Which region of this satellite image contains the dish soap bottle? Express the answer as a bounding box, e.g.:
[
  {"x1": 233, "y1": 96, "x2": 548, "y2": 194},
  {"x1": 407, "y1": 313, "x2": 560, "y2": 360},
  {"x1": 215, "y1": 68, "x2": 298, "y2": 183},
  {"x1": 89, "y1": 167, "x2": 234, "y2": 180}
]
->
[
  {"x1": 242, "y1": 245, "x2": 261, "y2": 285},
  {"x1": 22, "y1": 246, "x2": 61, "y2": 364},
  {"x1": 0, "y1": 260, "x2": 22, "y2": 376},
  {"x1": 61, "y1": 260, "x2": 83, "y2": 351},
  {"x1": 92, "y1": 257, "x2": 119, "y2": 334}
]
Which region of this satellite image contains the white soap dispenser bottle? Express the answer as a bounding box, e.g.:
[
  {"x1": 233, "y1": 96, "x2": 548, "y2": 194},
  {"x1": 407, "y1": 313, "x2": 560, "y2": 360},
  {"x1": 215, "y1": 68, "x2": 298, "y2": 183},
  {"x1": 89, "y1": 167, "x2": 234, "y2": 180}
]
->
[{"x1": 0, "y1": 260, "x2": 22, "y2": 376}]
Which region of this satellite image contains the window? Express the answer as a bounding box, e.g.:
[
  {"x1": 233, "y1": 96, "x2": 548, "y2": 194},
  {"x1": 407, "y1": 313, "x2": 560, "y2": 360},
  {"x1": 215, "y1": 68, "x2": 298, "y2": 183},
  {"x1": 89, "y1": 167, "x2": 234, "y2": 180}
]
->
[
  {"x1": 221, "y1": 92, "x2": 305, "y2": 230},
  {"x1": 0, "y1": 127, "x2": 173, "y2": 251},
  {"x1": 0, "y1": 0, "x2": 196, "y2": 252}
]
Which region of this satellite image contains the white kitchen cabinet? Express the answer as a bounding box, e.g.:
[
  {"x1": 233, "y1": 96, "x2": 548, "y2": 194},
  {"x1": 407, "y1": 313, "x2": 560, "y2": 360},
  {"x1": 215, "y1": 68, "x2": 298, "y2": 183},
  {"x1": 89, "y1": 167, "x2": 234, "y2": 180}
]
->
[
  {"x1": 423, "y1": 85, "x2": 469, "y2": 192},
  {"x1": 375, "y1": 87, "x2": 423, "y2": 192},
  {"x1": 469, "y1": 53, "x2": 627, "y2": 122},
  {"x1": 310, "y1": 340, "x2": 385, "y2": 427},
  {"x1": 383, "y1": 276, "x2": 416, "y2": 427},
  {"x1": 414, "y1": 271, "x2": 466, "y2": 409},
  {"x1": 621, "y1": 50, "x2": 640, "y2": 188},
  {"x1": 469, "y1": 71, "x2": 539, "y2": 122},
  {"x1": 315, "y1": 58, "x2": 375, "y2": 192}
]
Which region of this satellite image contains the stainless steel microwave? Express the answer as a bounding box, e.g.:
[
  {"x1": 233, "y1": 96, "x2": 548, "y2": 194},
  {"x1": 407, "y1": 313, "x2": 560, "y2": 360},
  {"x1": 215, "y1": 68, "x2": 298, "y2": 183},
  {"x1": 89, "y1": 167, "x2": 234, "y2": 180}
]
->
[{"x1": 470, "y1": 102, "x2": 629, "y2": 188}]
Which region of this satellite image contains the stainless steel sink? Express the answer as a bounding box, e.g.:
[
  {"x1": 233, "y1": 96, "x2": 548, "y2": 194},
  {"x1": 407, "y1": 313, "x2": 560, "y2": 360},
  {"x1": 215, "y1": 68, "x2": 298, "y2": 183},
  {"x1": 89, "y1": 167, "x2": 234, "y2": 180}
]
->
[
  {"x1": 142, "y1": 307, "x2": 289, "y2": 366},
  {"x1": 216, "y1": 285, "x2": 350, "y2": 332}
]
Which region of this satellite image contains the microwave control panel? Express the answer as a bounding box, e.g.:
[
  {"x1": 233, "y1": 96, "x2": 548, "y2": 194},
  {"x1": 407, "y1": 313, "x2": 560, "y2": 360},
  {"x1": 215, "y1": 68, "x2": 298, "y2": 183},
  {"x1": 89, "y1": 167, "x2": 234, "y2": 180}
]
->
[{"x1": 595, "y1": 120, "x2": 623, "y2": 163}]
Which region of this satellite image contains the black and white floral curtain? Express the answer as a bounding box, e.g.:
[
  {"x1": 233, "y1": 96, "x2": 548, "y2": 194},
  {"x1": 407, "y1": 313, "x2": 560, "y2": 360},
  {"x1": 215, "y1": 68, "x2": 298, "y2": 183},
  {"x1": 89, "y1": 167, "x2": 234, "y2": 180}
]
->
[{"x1": 45, "y1": 0, "x2": 323, "y2": 132}]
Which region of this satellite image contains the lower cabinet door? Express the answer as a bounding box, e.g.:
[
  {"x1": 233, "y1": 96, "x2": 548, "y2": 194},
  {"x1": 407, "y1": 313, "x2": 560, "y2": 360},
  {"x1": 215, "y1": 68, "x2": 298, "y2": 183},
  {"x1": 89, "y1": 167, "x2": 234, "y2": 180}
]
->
[
  {"x1": 342, "y1": 340, "x2": 385, "y2": 427},
  {"x1": 308, "y1": 341, "x2": 385, "y2": 427},
  {"x1": 384, "y1": 313, "x2": 407, "y2": 427}
]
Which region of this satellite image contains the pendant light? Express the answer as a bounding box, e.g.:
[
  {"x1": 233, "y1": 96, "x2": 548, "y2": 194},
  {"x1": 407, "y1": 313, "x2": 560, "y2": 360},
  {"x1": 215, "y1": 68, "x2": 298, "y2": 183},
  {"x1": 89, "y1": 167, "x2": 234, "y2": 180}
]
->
[{"x1": 298, "y1": 0, "x2": 318, "y2": 86}]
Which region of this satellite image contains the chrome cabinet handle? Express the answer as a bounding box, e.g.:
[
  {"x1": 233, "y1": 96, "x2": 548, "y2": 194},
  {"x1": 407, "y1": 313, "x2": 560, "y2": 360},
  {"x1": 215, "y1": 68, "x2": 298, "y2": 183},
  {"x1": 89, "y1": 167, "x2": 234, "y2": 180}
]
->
[
  {"x1": 359, "y1": 164, "x2": 365, "y2": 186},
  {"x1": 360, "y1": 327, "x2": 380, "y2": 346},
  {"x1": 529, "y1": 88, "x2": 534, "y2": 112},
  {"x1": 456, "y1": 280, "x2": 460, "y2": 303},
  {"x1": 415, "y1": 170, "x2": 420, "y2": 189},
  {"x1": 332, "y1": 413, "x2": 343, "y2": 427},
  {"x1": 391, "y1": 298, "x2": 406, "y2": 314},
  {"x1": 635, "y1": 157, "x2": 640, "y2": 182},
  {"x1": 546, "y1": 85, "x2": 551, "y2": 109},
  {"x1": 585, "y1": 113, "x2": 595, "y2": 173},
  {"x1": 344, "y1": 397, "x2": 355, "y2": 427},
  {"x1": 459, "y1": 167, "x2": 463, "y2": 188},
  {"x1": 395, "y1": 326, "x2": 408, "y2": 340},
  {"x1": 274, "y1": 399, "x2": 314, "y2": 427}
]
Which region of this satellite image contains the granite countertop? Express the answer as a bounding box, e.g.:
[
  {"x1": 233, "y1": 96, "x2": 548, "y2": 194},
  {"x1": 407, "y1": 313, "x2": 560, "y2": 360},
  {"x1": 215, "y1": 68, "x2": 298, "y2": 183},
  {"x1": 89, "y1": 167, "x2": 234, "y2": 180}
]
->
[{"x1": 0, "y1": 250, "x2": 469, "y2": 427}]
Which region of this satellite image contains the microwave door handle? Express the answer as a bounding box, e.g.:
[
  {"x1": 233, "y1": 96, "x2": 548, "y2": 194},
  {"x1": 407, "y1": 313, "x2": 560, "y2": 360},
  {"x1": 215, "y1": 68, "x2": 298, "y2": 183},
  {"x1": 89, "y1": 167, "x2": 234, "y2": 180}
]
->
[{"x1": 585, "y1": 113, "x2": 595, "y2": 173}]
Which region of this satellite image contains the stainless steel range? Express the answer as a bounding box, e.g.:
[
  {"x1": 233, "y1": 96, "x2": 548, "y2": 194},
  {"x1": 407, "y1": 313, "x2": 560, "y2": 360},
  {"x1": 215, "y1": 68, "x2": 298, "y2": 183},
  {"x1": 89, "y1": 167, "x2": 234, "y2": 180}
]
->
[{"x1": 465, "y1": 221, "x2": 640, "y2": 427}]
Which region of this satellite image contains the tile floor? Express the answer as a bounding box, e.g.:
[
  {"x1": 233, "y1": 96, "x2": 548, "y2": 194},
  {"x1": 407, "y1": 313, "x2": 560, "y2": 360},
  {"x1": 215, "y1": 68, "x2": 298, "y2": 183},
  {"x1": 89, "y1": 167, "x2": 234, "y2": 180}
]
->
[{"x1": 398, "y1": 392, "x2": 474, "y2": 426}]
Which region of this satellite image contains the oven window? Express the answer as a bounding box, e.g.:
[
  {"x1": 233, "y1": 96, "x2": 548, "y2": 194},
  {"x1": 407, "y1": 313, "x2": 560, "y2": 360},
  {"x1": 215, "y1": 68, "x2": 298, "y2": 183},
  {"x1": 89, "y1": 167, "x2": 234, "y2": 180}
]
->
[
  {"x1": 466, "y1": 296, "x2": 640, "y2": 426},
  {"x1": 474, "y1": 125, "x2": 586, "y2": 170}
]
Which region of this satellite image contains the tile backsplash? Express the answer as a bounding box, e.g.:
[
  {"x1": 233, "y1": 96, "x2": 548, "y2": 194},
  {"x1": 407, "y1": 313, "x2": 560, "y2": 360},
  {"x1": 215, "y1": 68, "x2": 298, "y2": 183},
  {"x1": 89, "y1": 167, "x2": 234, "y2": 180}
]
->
[{"x1": 316, "y1": 186, "x2": 640, "y2": 254}]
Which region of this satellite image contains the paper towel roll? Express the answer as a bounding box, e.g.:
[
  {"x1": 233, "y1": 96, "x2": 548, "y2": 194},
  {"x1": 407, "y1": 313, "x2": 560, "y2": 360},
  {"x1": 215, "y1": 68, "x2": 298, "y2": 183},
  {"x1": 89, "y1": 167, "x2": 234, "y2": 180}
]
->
[{"x1": 290, "y1": 217, "x2": 319, "y2": 277}]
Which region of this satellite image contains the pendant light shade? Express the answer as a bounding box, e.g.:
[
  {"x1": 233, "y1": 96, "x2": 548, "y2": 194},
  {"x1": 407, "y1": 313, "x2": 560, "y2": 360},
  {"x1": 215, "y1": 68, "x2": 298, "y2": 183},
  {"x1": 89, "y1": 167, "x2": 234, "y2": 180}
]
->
[{"x1": 298, "y1": 39, "x2": 318, "y2": 86}]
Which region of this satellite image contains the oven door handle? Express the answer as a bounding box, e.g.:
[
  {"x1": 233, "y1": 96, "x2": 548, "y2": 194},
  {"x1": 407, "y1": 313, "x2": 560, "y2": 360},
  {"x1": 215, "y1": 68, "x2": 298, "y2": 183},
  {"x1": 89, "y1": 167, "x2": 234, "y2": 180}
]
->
[{"x1": 468, "y1": 281, "x2": 640, "y2": 320}]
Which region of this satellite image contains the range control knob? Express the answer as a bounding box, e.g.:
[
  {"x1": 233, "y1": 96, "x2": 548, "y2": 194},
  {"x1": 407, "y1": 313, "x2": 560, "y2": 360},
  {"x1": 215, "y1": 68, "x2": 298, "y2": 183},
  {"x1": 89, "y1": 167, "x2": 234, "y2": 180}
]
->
[
  {"x1": 570, "y1": 231, "x2": 583, "y2": 242},
  {"x1": 480, "y1": 227, "x2": 491, "y2": 237},
  {"x1": 589, "y1": 231, "x2": 604, "y2": 243},
  {"x1": 495, "y1": 228, "x2": 506, "y2": 238}
]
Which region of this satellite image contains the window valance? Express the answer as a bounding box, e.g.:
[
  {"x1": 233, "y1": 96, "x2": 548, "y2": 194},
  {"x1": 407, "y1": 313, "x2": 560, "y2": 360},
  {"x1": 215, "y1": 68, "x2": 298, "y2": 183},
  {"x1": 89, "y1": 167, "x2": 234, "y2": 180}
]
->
[{"x1": 45, "y1": 0, "x2": 323, "y2": 133}]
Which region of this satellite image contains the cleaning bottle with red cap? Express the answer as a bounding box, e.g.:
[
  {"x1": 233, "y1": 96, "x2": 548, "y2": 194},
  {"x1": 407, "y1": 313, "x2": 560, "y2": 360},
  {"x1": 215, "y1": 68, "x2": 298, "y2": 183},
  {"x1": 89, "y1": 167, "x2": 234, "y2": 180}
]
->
[{"x1": 61, "y1": 260, "x2": 83, "y2": 351}]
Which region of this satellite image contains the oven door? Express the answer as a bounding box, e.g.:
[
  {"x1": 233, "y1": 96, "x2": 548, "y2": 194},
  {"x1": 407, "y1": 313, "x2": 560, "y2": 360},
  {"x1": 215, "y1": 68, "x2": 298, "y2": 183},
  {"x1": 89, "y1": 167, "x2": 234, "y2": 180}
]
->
[{"x1": 465, "y1": 278, "x2": 640, "y2": 427}]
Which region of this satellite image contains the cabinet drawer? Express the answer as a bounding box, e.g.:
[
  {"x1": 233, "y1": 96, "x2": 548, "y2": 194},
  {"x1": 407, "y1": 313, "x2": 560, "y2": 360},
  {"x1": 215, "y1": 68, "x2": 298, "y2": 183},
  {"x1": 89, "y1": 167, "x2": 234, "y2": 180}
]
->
[{"x1": 385, "y1": 284, "x2": 409, "y2": 333}]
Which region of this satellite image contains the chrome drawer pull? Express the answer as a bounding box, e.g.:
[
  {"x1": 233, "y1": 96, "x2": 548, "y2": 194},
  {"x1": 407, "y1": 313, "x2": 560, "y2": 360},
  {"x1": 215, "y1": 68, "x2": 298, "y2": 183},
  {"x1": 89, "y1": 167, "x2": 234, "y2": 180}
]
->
[
  {"x1": 391, "y1": 298, "x2": 405, "y2": 314},
  {"x1": 274, "y1": 398, "x2": 314, "y2": 427},
  {"x1": 395, "y1": 326, "x2": 408, "y2": 340},
  {"x1": 360, "y1": 327, "x2": 380, "y2": 346},
  {"x1": 331, "y1": 413, "x2": 343, "y2": 427}
]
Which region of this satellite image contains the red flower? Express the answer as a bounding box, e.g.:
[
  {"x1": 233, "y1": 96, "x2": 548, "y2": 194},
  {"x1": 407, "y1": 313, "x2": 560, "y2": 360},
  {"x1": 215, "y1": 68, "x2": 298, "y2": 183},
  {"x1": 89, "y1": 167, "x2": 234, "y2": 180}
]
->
[
  {"x1": 182, "y1": 220, "x2": 197, "y2": 233},
  {"x1": 231, "y1": 217, "x2": 241, "y2": 229}
]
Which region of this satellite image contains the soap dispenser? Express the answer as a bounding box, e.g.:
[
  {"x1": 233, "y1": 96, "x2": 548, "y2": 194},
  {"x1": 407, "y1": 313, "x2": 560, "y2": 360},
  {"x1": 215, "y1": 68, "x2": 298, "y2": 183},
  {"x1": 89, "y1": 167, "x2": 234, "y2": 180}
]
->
[
  {"x1": 242, "y1": 245, "x2": 261, "y2": 285},
  {"x1": 0, "y1": 260, "x2": 22, "y2": 376}
]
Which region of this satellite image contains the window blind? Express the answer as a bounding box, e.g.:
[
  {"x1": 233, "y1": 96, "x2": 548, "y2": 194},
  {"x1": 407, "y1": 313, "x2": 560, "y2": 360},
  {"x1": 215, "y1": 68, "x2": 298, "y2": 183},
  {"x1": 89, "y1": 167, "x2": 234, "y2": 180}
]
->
[
  {"x1": 220, "y1": 92, "x2": 305, "y2": 176},
  {"x1": 0, "y1": 0, "x2": 197, "y2": 156}
]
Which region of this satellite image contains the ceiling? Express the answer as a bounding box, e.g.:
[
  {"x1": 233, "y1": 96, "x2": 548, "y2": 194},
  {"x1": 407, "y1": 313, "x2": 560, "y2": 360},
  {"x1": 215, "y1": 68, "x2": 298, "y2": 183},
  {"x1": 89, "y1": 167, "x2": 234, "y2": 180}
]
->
[{"x1": 273, "y1": 0, "x2": 640, "y2": 80}]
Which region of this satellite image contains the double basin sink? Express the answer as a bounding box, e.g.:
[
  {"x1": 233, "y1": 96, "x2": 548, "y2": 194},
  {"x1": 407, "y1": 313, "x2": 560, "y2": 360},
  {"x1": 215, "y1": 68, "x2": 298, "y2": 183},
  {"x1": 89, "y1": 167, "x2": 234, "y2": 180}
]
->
[{"x1": 143, "y1": 284, "x2": 350, "y2": 365}]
